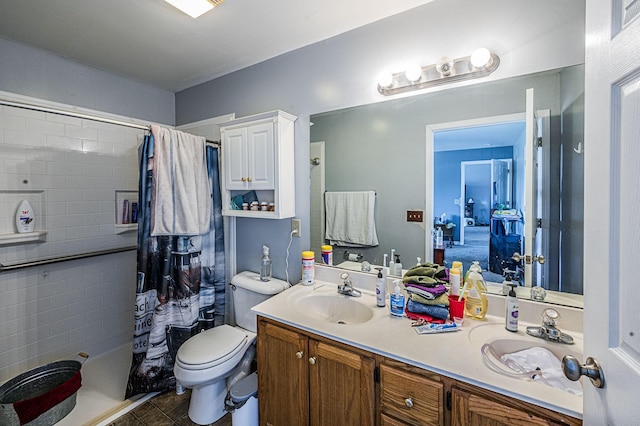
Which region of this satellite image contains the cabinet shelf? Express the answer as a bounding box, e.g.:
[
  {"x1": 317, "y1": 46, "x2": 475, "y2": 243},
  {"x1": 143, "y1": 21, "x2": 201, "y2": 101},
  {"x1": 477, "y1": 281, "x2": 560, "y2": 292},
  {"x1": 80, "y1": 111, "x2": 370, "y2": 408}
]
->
[{"x1": 0, "y1": 231, "x2": 47, "y2": 246}]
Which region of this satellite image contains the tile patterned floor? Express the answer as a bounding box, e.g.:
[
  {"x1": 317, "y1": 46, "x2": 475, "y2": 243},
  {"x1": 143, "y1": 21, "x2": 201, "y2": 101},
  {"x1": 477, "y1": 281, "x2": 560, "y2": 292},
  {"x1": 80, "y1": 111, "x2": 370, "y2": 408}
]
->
[{"x1": 107, "y1": 390, "x2": 232, "y2": 426}]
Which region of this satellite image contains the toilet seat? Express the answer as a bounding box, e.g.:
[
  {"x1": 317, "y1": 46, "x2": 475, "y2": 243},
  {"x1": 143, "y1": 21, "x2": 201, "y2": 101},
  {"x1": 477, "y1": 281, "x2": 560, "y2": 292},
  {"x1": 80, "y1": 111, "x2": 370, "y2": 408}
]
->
[{"x1": 176, "y1": 325, "x2": 248, "y2": 371}]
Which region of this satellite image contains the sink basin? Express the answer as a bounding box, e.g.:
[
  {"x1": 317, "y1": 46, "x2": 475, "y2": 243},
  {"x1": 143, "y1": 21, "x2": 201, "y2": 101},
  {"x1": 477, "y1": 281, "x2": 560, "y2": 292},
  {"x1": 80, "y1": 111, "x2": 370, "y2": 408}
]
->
[
  {"x1": 291, "y1": 293, "x2": 374, "y2": 325},
  {"x1": 468, "y1": 323, "x2": 583, "y2": 360},
  {"x1": 468, "y1": 323, "x2": 583, "y2": 394}
]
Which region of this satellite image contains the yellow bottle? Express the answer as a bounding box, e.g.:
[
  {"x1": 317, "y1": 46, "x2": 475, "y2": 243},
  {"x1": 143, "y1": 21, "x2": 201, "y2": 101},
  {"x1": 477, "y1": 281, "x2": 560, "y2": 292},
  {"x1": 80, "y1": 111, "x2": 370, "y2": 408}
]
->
[{"x1": 462, "y1": 261, "x2": 488, "y2": 319}]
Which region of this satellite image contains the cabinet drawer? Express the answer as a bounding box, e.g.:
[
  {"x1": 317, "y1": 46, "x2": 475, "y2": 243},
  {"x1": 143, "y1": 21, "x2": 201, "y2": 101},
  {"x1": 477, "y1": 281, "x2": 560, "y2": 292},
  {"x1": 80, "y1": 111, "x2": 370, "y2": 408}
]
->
[
  {"x1": 381, "y1": 413, "x2": 410, "y2": 426},
  {"x1": 380, "y1": 364, "x2": 444, "y2": 426}
]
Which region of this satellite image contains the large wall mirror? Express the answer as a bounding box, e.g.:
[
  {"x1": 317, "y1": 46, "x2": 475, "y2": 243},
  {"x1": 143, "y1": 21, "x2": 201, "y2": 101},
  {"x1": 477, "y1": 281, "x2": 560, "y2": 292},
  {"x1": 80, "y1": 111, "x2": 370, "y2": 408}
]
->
[{"x1": 310, "y1": 64, "x2": 584, "y2": 308}]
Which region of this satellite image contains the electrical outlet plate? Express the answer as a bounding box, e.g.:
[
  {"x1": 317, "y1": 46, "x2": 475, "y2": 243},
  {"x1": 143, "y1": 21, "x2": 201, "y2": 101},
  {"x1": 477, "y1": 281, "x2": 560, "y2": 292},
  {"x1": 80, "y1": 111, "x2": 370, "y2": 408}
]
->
[
  {"x1": 406, "y1": 210, "x2": 424, "y2": 222},
  {"x1": 291, "y1": 219, "x2": 301, "y2": 237}
]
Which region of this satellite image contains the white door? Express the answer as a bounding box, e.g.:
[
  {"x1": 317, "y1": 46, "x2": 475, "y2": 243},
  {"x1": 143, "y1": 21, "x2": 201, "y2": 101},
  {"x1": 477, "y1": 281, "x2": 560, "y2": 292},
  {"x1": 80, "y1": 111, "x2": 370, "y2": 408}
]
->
[
  {"x1": 582, "y1": 0, "x2": 640, "y2": 423},
  {"x1": 490, "y1": 159, "x2": 511, "y2": 209},
  {"x1": 523, "y1": 88, "x2": 541, "y2": 288}
]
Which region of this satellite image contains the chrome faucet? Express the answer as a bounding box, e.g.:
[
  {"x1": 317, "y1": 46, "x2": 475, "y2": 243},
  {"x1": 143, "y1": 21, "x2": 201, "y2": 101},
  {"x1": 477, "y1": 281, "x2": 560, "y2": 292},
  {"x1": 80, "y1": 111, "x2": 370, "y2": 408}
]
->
[
  {"x1": 526, "y1": 308, "x2": 574, "y2": 344},
  {"x1": 337, "y1": 272, "x2": 361, "y2": 297}
]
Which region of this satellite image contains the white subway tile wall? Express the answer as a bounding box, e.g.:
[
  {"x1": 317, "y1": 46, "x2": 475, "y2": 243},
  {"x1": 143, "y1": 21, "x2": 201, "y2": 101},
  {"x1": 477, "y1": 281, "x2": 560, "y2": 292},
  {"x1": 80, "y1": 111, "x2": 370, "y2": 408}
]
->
[{"x1": 0, "y1": 104, "x2": 144, "y2": 382}]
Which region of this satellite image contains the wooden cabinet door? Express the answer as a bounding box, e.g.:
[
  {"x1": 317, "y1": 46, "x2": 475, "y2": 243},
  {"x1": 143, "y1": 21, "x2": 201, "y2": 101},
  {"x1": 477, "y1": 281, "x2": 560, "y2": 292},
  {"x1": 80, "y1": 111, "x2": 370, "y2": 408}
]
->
[
  {"x1": 257, "y1": 320, "x2": 309, "y2": 426},
  {"x1": 308, "y1": 339, "x2": 375, "y2": 426},
  {"x1": 451, "y1": 387, "x2": 565, "y2": 426}
]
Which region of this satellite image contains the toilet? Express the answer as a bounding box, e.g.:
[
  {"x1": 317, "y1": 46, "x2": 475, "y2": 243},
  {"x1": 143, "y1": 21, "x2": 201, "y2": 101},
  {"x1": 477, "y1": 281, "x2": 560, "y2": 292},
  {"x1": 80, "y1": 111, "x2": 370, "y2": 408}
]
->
[{"x1": 173, "y1": 271, "x2": 289, "y2": 425}]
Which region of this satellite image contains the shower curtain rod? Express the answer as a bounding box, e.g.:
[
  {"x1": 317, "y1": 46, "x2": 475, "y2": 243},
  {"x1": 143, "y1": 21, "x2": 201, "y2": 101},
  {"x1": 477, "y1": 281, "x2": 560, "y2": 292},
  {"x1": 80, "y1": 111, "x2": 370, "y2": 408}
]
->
[
  {"x1": 0, "y1": 99, "x2": 150, "y2": 131},
  {"x1": 0, "y1": 99, "x2": 222, "y2": 145},
  {"x1": 0, "y1": 246, "x2": 137, "y2": 273}
]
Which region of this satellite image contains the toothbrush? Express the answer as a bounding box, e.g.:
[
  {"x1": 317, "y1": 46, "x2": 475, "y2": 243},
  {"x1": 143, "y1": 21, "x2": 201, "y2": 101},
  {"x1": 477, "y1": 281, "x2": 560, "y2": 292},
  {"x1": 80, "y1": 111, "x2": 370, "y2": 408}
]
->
[{"x1": 458, "y1": 279, "x2": 469, "y2": 302}]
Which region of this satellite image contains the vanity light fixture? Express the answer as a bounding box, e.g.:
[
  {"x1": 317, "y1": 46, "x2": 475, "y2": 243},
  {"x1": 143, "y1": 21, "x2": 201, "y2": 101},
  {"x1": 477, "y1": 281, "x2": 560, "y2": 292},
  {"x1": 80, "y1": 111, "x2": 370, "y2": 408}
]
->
[
  {"x1": 377, "y1": 48, "x2": 500, "y2": 96},
  {"x1": 164, "y1": 0, "x2": 223, "y2": 18}
]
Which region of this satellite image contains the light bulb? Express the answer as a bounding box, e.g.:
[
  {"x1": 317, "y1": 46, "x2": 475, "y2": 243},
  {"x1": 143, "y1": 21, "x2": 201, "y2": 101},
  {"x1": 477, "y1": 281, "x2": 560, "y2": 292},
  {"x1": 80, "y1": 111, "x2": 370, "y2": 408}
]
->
[
  {"x1": 377, "y1": 71, "x2": 394, "y2": 89},
  {"x1": 470, "y1": 48, "x2": 492, "y2": 69},
  {"x1": 405, "y1": 64, "x2": 422, "y2": 83},
  {"x1": 435, "y1": 57, "x2": 454, "y2": 76}
]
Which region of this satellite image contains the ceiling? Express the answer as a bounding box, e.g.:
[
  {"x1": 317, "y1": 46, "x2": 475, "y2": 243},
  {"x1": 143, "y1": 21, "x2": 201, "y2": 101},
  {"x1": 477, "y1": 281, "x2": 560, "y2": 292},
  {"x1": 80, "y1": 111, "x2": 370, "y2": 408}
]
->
[{"x1": 0, "y1": 0, "x2": 434, "y2": 93}]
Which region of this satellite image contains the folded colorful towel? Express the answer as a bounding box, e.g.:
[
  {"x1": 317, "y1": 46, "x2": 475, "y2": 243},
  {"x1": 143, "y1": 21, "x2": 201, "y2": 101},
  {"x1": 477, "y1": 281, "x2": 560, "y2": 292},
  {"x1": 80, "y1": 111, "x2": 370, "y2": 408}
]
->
[
  {"x1": 405, "y1": 287, "x2": 435, "y2": 300},
  {"x1": 406, "y1": 299, "x2": 449, "y2": 320},
  {"x1": 402, "y1": 276, "x2": 443, "y2": 286},
  {"x1": 405, "y1": 307, "x2": 446, "y2": 324},
  {"x1": 405, "y1": 283, "x2": 448, "y2": 297},
  {"x1": 403, "y1": 263, "x2": 447, "y2": 278},
  {"x1": 410, "y1": 293, "x2": 449, "y2": 306}
]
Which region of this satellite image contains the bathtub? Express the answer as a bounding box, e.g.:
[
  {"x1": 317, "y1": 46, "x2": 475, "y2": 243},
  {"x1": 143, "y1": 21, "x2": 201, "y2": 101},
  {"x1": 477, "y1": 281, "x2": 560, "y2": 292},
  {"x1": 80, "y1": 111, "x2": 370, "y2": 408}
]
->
[{"x1": 57, "y1": 342, "x2": 157, "y2": 426}]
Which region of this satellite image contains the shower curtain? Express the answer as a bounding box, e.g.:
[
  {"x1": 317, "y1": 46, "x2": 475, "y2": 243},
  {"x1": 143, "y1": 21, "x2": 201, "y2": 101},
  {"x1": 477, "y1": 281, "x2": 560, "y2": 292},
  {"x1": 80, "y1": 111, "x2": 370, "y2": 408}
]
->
[{"x1": 125, "y1": 133, "x2": 225, "y2": 398}]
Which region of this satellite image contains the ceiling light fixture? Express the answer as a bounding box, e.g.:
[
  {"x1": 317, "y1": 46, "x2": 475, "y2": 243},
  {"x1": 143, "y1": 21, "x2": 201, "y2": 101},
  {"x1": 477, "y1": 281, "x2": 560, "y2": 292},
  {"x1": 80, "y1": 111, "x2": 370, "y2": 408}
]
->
[
  {"x1": 164, "y1": 0, "x2": 223, "y2": 18},
  {"x1": 377, "y1": 48, "x2": 500, "y2": 96}
]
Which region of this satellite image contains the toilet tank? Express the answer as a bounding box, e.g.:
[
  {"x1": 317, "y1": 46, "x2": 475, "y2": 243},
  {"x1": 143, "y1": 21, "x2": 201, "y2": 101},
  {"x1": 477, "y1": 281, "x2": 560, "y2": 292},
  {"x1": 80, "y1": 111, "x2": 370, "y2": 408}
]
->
[{"x1": 231, "y1": 271, "x2": 289, "y2": 332}]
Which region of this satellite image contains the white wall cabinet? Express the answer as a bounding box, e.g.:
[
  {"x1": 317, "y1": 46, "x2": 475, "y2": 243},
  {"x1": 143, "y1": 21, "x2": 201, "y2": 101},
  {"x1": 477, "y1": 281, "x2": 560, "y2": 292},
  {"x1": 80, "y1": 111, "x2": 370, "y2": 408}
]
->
[
  {"x1": 220, "y1": 110, "x2": 296, "y2": 219},
  {"x1": 224, "y1": 122, "x2": 275, "y2": 190}
]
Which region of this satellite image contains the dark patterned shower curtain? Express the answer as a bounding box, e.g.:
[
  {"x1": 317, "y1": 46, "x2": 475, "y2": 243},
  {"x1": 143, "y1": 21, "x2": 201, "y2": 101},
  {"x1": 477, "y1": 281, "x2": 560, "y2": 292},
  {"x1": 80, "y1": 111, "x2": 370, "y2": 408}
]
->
[{"x1": 126, "y1": 135, "x2": 225, "y2": 398}]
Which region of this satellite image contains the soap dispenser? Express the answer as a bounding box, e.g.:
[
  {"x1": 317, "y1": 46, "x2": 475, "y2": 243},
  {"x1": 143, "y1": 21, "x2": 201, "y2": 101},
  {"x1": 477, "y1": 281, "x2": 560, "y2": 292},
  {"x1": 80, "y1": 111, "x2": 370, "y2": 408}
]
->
[
  {"x1": 389, "y1": 279, "x2": 405, "y2": 317},
  {"x1": 260, "y1": 245, "x2": 272, "y2": 282},
  {"x1": 393, "y1": 254, "x2": 402, "y2": 277},
  {"x1": 502, "y1": 269, "x2": 516, "y2": 296},
  {"x1": 505, "y1": 283, "x2": 519, "y2": 332},
  {"x1": 462, "y1": 261, "x2": 488, "y2": 320}
]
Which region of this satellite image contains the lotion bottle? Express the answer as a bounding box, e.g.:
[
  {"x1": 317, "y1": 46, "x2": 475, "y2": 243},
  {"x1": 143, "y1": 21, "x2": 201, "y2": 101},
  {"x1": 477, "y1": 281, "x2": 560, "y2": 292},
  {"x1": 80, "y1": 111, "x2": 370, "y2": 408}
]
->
[
  {"x1": 449, "y1": 267, "x2": 461, "y2": 297},
  {"x1": 505, "y1": 283, "x2": 519, "y2": 332},
  {"x1": 389, "y1": 279, "x2": 405, "y2": 317},
  {"x1": 375, "y1": 268, "x2": 386, "y2": 307},
  {"x1": 15, "y1": 200, "x2": 35, "y2": 233}
]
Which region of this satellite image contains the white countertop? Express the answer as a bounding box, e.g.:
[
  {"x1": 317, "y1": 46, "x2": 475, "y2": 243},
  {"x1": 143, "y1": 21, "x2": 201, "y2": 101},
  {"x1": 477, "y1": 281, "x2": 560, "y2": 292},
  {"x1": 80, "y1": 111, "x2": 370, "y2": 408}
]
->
[{"x1": 251, "y1": 269, "x2": 583, "y2": 420}]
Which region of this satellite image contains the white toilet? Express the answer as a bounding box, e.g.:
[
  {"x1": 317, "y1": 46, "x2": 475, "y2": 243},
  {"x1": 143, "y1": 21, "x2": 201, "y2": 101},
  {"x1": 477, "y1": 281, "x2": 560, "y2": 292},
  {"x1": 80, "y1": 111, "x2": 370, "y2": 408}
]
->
[{"x1": 173, "y1": 271, "x2": 289, "y2": 425}]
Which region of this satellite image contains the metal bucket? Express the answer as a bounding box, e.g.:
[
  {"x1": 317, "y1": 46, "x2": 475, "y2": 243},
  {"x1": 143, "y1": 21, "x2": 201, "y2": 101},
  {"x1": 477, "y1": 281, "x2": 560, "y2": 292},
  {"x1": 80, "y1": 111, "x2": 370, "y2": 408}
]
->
[{"x1": 0, "y1": 353, "x2": 88, "y2": 425}]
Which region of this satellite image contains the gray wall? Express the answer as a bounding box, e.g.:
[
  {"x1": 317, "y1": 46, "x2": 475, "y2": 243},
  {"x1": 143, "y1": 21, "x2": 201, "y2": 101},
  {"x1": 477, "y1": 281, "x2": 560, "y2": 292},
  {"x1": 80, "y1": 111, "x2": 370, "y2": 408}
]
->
[
  {"x1": 175, "y1": 0, "x2": 585, "y2": 281},
  {"x1": 0, "y1": 37, "x2": 175, "y2": 125},
  {"x1": 559, "y1": 66, "x2": 585, "y2": 295}
]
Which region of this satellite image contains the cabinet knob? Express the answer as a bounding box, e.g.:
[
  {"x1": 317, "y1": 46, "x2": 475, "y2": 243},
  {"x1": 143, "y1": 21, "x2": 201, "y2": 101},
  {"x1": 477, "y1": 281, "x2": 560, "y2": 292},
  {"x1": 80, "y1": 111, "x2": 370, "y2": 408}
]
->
[
  {"x1": 247, "y1": 177, "x2": 252, "y2": 182},
  {"x1": 308, "y1": 357, "x2": 317, "y2": 365},
  {"x1": 296, "y1": 351, "x2": 304, "y2": 359},
  {"x1": 404, "y1": 397, "x2": 413, "y2": 408},
  {"x1": 241, "y1": 177, "x2": 246, "y2": 182}
]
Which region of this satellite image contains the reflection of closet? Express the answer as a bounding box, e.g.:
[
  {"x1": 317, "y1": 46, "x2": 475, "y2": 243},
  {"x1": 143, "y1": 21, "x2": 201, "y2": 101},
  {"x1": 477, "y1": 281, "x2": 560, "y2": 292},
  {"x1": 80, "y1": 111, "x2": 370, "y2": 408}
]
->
[
  {"x1": 220, "y1": 110, "x2": 297, "y2": 219},
  {"x1": 489, "y1": 217, "x2": 522, "y2": 275}
]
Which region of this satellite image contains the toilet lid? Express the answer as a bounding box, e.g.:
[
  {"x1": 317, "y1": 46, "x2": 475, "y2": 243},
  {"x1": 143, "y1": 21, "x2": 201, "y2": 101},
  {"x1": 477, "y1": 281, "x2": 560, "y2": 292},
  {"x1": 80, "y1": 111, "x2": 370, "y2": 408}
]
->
[{"x1": 176, "y1": 325, "x2": 248, "y2": 369}]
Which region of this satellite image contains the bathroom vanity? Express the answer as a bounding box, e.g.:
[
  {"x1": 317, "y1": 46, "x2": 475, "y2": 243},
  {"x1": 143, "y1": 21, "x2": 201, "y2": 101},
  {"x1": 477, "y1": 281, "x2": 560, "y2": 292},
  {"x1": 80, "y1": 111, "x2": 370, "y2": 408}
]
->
[{"x1": 253, "y1": 267, "x2": 583, "y2": 426}]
